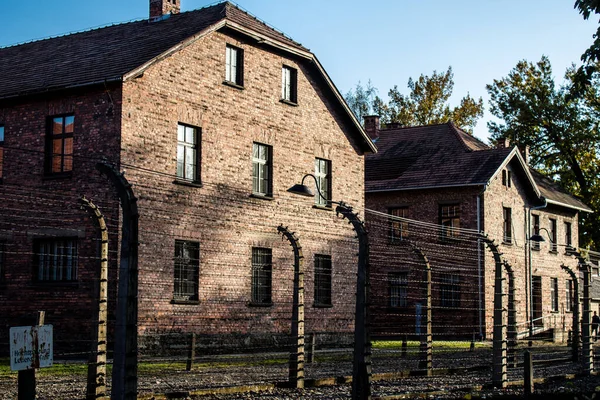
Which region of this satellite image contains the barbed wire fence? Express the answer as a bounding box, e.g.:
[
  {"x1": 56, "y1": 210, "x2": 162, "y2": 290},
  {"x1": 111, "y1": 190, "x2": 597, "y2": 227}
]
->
[{"x1": 0, "y1": 145, "x2": 598, "y2": 398}]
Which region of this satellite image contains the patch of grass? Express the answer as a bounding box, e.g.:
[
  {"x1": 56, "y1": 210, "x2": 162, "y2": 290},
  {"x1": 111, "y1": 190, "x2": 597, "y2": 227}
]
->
[{"x1": 373, "y1": 340, "x2": 490, "y2": 350}]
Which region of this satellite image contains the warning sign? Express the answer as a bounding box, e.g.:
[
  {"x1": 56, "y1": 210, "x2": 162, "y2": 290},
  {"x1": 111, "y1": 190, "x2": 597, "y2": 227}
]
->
[{"x1": 10, "y1": 325, "x2": 53, "y2": 371}]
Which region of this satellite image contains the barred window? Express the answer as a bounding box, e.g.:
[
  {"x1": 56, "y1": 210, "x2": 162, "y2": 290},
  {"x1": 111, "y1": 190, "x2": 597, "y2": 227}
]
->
[
  {"x1": 440, "y1": 204, "x2": 460, "y2": 239},
  {"x1": 389, "y1": 272, "x2": 408, "y2": 308},
  {"x1": 440, "y1": 273, "x2": 460, "y2": 308},
  {"x1": 252, "y1": 143, "x2": 272, "y2": 196},
  {"x1": 251, "y1": 247, "x2": 272, "y2": 304},
  {"x1": 549, "y1": 218, "x2": 558, "y2": 252},
  {"x1": 174, "y1": 240, "x2": 199, "y2": 302},
  {"x1": 551, "y1": 278, "x2": 559, "y2": 312},
  {"x1": 46, "y1": 114, "x2": 74, "y2": 174},
  {"x1": 390, "y1": 207, "x2": 409, "y2": 241},
  {"x1": 565, "y1": 222, "x2": 573, "y2": 251},
  {"x1": 314, "y1": 254, "x2": 332, "y2": 306},
  {"x1": 34, "y1": 238, "x2": 77, "y2": 282}
]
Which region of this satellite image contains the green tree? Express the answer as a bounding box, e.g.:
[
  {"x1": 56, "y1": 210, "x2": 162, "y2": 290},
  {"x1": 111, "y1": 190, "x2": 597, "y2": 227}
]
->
[
  {"x1": 574, "y1": 0, "x2": 600, "y2": 93},
  {"x1": 375, "y1": 67, "x2": 484, "y2": 133},
  {"x1": 344, "y1": 80, "x2": 378, "y2": 122},
  {"x1": 487, "y1": 56, "x2": 600, "y2": 247}
]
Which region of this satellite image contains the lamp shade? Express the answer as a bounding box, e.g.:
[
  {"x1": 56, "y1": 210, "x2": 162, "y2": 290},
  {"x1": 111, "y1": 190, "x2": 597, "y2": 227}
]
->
[
  {"x1": 287, "y1": 183, "x2": 314, "y2": 197},
  {"x1": 530, "y1": 233, "x2": 545, "y2": 242}
]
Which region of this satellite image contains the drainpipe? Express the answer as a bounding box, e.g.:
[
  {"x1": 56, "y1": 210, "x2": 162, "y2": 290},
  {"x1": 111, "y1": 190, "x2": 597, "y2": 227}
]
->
[
  {"x1": 528, "y1": 198, "x2": 547, "y2": 338},
  {"x1": 477, "y1": 184, "x2": 487, "y2": 339}
]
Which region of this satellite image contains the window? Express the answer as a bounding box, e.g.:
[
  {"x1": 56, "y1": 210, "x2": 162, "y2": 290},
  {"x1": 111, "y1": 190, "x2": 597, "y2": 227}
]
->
[
  {"x1": 390, "y1": 207, "x2": 409, "y2": 241},
  {"x1": 46, "y1": 114, "x2": 74, "y2": 174},
  {"x1": 503, "y1": 207, "x2": 512, "y2": 244},
  {"x1": 566, "y1": 280, "x2": 573, "y2": 312},
  {"x1": 565, "y1": 222, "x2": 573, "y2": 252},
  {"x1": 502, "y1": 170, "x2": 507, "y2": 186},
  {"x1": 440, "y1": 204, "x2": 460, "y2": 239},
  {"x1": 507, "y1": 171, "x2": 512, "y2": 188},
  {"x1": 173, "y1": 240, "x2": 199, "y2": 302},
  {"x1": 252, "y1": 143, "x2": 272, "y2": 196},
  {"x1": 0, "y1": 125, "x2": 4, "y2": 181},
  {"x1": 225, "y1": 44, "x2": 244, "y2": 86},
  {"x1": 281, "y1": 65, "x2": 298, "y2": 103},
  {"x1": 532, "y1": 214, "x2": 540, "y2": 251},
  {"x1": 440, "y1": 273, "x2": 460, "y2": 308},
  {"x1": 176, "y1": 124, "x2": 201, "y2": 182},
  {"x1": 251, "y1": 247, "x2": 272, "y2": 304},
  {"x1": 551, "y1": 277, "x2": 559, "y2": 312},
  {"x1": 549, "y1": 218, "x2": 558, "y2": 252},
  {"x1": 314, "y1": 254, "x2": 332, "y2": 306},
  {"x1": 34, "y1": 238, "x2": 77, "y2": 282},
  {"x1": 315, "y1": 158, "x2": 331, "y2": 207},
  {"x1": 389, "y1": 272, "x2": 408, "y2": 308}
]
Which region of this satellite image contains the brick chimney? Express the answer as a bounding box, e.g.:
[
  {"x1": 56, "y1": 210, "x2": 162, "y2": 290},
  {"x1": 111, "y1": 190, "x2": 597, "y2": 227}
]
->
[
  {"x1": 496, "y1": 137, "x2": 510, "y2": 148},
  {"x1": 363, "y1": 115, "x2": 380, "y2": 141},
  {"x1": 150, "y1": 0, "x2": 180, "y2": 19}
]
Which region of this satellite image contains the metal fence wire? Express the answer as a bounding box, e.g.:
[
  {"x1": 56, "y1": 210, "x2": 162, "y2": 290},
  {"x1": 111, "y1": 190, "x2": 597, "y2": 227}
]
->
[{"x1": 0, "y1": 150, "x2": 596, "y2": 399}]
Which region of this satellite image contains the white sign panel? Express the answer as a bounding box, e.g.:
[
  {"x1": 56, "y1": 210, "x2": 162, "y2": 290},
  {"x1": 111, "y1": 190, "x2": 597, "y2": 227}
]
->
[{"x1": 10, "y1": 325, "x2": 53, "y2": 371}]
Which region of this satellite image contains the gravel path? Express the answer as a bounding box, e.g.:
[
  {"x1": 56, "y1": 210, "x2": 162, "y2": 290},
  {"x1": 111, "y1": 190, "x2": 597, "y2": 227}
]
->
[{"x1": 1, "y1": 343, "x2": 597, "y2": 399}]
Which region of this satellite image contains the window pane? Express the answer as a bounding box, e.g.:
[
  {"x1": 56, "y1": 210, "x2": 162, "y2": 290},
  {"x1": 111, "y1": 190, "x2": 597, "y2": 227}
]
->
[
  {"x1": 177, "y1": 124, "x2": 185, "y2": 142},
  {"x1": 0, "y1": 125, "x2": 4, "y2": 142},
  {"x1": 185, "y1": 146, "x2": 196, "y2": 179},
  {"x1": 176, "y1": 144, "x2": 184, "y2": 178},
  {"x1": 64, "y1": 115, "x2": 74, "y2": 133},
  {"x1": 52, "y1": 117, "x2": 63, "y2": 134},
  {"x1": 185, "y1": 126, "x2": 195, "y2": 144}
]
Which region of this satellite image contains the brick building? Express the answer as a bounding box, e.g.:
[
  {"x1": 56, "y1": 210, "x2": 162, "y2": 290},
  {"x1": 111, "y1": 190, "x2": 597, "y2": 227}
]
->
[
  {"x1": 0, "y1": 0, "x2": 376, "y2": 353},
  {"x1": 364, "y1": 119, "x2": 590, "y2": 339}
]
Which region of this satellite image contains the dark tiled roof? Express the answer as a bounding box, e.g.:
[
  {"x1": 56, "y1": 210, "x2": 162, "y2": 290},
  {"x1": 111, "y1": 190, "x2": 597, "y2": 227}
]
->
[
  {"x1": 0, "y1": 2, "x2": 307, "y2": 99},
  {"x1": 530, "y1": 169, "x2": 592, "y2": 212},
  {"x1": 366, "y1": 122, "x2": 512, "y2": 191}
]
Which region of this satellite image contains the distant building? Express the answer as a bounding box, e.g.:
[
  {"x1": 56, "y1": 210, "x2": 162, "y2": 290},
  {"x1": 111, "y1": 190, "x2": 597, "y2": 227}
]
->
[{"x1": 364, "y1": 118, "x2": 590, "y2": 339}]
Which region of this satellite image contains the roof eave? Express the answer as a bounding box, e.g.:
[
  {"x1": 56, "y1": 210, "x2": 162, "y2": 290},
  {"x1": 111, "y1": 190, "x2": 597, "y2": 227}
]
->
[
  {"x1": 0, "y1": 76, "x2": 123, "y2": 102},
  {"x1": 366, "y1": 182, "x2": 487, "y2": 193},
  {"x1": 546, "y1": 199, "x2": 593, "y2": 213}
]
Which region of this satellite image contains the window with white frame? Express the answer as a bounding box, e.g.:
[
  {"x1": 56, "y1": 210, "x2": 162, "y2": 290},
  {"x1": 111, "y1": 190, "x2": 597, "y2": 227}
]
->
[
  {"x1": 34, "y1": 238, "x2": 77, "y2": 282},
  {"x1": 225, "y1": 44, "x2": 244, "y2": 86},
  {"x1": 173, "y1": 240, "x2": 200, "y2": 302},
  {"x1": 176, "y1": 124, "x2": 200, "y2": 182},
  {"x1": 252, "y1": 142, "x2": 272, "y2": 196},
  {"x1": 503, "y1": 207, "x2": 512, "y2": 244},
  {"x1": 314, "y1": 158, "x2": 331, "y2": 207},
  {"x1": 281, "y1": 65, "x2": 297, "y2": 103}
]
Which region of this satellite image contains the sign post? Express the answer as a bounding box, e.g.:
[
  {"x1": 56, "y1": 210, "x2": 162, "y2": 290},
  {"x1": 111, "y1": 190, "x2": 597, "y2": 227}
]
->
[{"x1": 10, "y1": 312, "x2": 53, "y2": 400}]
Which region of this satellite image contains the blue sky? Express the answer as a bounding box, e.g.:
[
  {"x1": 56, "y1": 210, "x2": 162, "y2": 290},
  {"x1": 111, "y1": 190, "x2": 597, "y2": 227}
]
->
[{"x1": 0, "y1": 0, "x2": 596, "y2": 141}]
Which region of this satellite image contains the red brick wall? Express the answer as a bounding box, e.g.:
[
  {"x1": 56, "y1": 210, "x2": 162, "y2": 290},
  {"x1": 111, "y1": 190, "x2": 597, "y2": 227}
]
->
[
  {"x1": 0, "y1": 86, "x2": 123, "y2": 352},
  {"x1": 119, "y1": 29, "x2": 365, "y2": 342}
]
